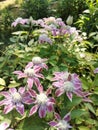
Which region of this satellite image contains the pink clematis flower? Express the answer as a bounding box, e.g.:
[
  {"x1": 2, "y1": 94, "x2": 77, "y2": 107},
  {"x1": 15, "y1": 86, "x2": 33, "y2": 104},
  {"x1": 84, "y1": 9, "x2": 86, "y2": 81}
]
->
[
  {"x1": 11, "y1": 17, "x2": 28, "y2": 27},
  {"x1": 28, "y1": 85, "x2": 55, "y2": 118},
  {"x1": 13, "y1": 64, "x2": 44, "y2": 89},
  {"x1": 39, "y1": 34, "x2": 52, "y2": 44},
  {"x1": 52, "y1": 71, "x2": 91, "y2": 102},
  {"x1": 27, "y1": 56, "x2": 48, "y2": 70},
  {"x1": 94, "y1": 68, "x2": 98, "y2": 74},
  {"x1": 0, "y1": 87, "x2": 31, "y2": 115},
  {"x1": 49, "y1": 112, "x2": 72, "y2": 130}
]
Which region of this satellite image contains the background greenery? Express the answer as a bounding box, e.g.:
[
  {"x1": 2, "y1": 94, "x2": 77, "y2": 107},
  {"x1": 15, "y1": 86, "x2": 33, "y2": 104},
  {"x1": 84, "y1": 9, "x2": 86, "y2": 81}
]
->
[{"x1": 0, "y1": 0, "x2": 98, "y2": 130}]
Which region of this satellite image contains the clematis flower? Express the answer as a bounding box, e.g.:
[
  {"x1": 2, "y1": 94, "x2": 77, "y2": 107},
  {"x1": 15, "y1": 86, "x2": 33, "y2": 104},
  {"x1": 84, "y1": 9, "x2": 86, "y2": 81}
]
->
[
  {"x1": 39, "y1": 34, "x2": 52, "y2": 44},
  {"x1": 0, "y1": 122, "x2": 14, "y2": 130},
  {"x1": 13, "y1": 64, "x2": 44, "y2": 89},
  {"x1": 94, "y1": 68, "x2": 98, "y2": 74},
  {"x1": 49, "y1": 112, "x2": 72, "y2": 130},
  {"x1": 11, "y1": 17, "x2": 28, "y2": 27},
  {"x1": 32, "y1": 56, "x2": 48, "y2": 70},
  {"x1": 0, "y1": 87, "x2": 31, "y2": 115},
  {"x1": 28, "y1": 85, "x2": 55, "y2": 118},
  {"x1": 52, "y1": 71, "x2": 91, "y2": 102}
]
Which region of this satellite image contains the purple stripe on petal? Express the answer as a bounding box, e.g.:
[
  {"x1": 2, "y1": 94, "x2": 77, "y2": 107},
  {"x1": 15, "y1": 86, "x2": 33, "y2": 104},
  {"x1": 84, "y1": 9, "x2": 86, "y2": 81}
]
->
[
  {"x1": 29, "y1": 104, "x2": 38, "y2": 116},
  {"x1": 49, "y1": 97, "x2": 55, "y2": 104},
  {"x1": 46, "y1": 88, "x2": 51, "y2": 96},
  {"x1": 39, "y1": 105, "x2": 46, "y2": 118},
  {"x1": 48, "y1": 121, "x2": 58, "y2": 126},
  {"x1": 47, "y1": 103, "x2": 54, "y2": 112},
  {"x1": 27, "y1": 78, "x2": 33, "y2": 89},
  {"x1": 55, "y1": 88, "x2": 64, "y2": 97},
  {"x1": 23, "y1": 98, "x2": 34, "y2": 104},
  {"x1": 9, "y1": 88, "x2": 17, "y2": 94},
  {"x1": 54, "y1": 113, "x2": 61, "y2": 120},
  {"x1": 16, "y1": 103, "x2": 24, "y2": 115},
  {"x1": 0, "y1": 91, "x2": 10, "y2": 98},
  {"x1": 4, "y1": 104, "x2": 14, "y2": 114},
  {"x1": 29, "y1": 89, "x2": 37, "y2": 97},
  {"x1": 25, "y1": 62, "x2": 33, "y2": 69},
  {"x1": 18, "y1": 87, "x2": 25, "y2": 94},
  {"x1": 66, "y1": 92, "x2": 73, "y2": 102},
  {"x1": 63, "y1": 113, "x2": 71, "y2": 121}
]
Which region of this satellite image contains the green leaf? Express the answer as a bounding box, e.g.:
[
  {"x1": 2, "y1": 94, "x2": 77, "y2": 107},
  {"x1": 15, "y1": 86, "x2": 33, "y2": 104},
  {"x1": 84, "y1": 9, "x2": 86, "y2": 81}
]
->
[
  {"x1": 0, "y1": 78, "x2": 6, "y2": 91},
  {"x1": 71, "y1": 109, "x2": 88, "y2": 119},
  {"x1": 16, "y1": 115, "x2": 48, "y2": 130},
  {"x1": 8, "y1": 81, "x2": 21, "y2": 88},
  {"x1": 84, "y1": 103, "x2": 96, "y2": 115},
  {"x1": 78, "y1": 126, "x2": 90, "y2": 130}
]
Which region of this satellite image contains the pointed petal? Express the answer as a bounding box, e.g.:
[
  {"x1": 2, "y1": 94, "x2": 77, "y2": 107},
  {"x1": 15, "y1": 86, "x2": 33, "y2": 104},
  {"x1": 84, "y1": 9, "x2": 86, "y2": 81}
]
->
[
  {"x1": 37, "y1": 83, "x2": 43, "y2": 93},
  {"x1": 63, "y1": 113, "x2": 71, "y2": 121},
  {"x1": 18, "y1": 87, "x2": 25, "y2": 94},
  {"x1": 47, "y1": 103, "x2": 54, "y2": 112},
  {"x1": 29, "y1": 104, "x2": 38, "y2": 116},
  {"x1": 9, "y1": 88, "x2": 17, "y2": 94},
  {"x1": 66, "y1": 92, "x2": 73, "y2": 101},
  {"x1": 35, "y1": 73, "x2": 44, "y2": 79},
  {"x1": 23, "y1": 98, "x2": 34, "y2": 104},
  {"x1": 52, "y1": 82, "x2": 62, "y2": 88},
  {"x1": 46, "y1": 88, "x2": 51, "y2": 96},
  {"x1": 55, "y1": 88, "x2": 64, "y2": 97},
  {"x1": 27, "y1": 78, "x2": 34, "y2": 89},
  {"x1": 16, "y1": 103, "x2": 24, "y2": 115},
  {"x1": 0, "y1": 91, "x2": 10, "y2": 98},
  {"x1": 39, "y1": 105, "x2": 46, "y2": 118},
  {"x1": 49, "y1": 97, "x2": 55, "y2": 104},
  {"x1": 29, "y1": 89, "x2": 37, "y2": 97},
  {"x1": 0, "y1": 99, "x2": 10, "y2": 106},
  {"x1": 54, "y1": 113, "x2": 61, "y2": 120},
  {"x1": 25, "y1": 62, "x2": 33, "y2": 69},
  {"x1": 48, "y1": 121, "x2": 58, "y2": 126},
  {"x1": 0, "y1": 122, "x2": 10, "y2": 130},
  {"x1": 4, "y1": 104, "x2": 14, "y2": 114},
  {"x1": 13, "y1": 71, "x2": 26, "y2": 79}
]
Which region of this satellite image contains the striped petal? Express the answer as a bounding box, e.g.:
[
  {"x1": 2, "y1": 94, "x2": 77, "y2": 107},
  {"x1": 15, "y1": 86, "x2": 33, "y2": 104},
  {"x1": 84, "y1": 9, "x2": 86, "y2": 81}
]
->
[
  {"x1": 16, "y1": 103, "x2": 24, "y2": 115},
  {"x1": 48, "y1": 121, "x2": 58, "y2": 126},
  {"x1": 66, "y1": 92, "x2": 73, "y2": 101},
  {"x1": 4, "y1": 104, "x2": 14, "y2": 114},
  {"x1": 27, "y1": 78, "x2": 34, "y2": 89},
  {"x1": 29, "y1": 104, "x2": 38, "y2": 116},
  {"x1": 39, "y1": 105, "x2": 46, "y2": 118},
  {"x1": 55, "y1": 88, "x2": 64, "y2": 97},
  {"x1": 63, "y1": 113, "x2": 71, "y2": 121}
]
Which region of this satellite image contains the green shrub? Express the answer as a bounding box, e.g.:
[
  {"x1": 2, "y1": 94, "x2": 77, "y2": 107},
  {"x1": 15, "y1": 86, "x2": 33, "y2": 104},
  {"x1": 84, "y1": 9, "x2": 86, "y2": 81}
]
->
[
  {"x1": 21, "y1": 0, "x2": 49, "y2": 19},
  {"x1": 56, "y1": 0, "x2": 87, "y2": 22}
]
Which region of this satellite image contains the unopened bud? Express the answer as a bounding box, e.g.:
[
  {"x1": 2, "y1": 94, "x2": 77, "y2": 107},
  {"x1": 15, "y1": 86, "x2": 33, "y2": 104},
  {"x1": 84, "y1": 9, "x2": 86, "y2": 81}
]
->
[{"x1": 66, "y1": 15, "x2": 73, "y2": 25}]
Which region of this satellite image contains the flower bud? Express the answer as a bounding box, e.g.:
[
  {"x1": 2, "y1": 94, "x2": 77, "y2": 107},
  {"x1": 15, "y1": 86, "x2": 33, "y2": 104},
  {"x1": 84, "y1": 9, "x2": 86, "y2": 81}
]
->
[{"x1": 66, "y1": 15, "x2": 73, "y2": 25}]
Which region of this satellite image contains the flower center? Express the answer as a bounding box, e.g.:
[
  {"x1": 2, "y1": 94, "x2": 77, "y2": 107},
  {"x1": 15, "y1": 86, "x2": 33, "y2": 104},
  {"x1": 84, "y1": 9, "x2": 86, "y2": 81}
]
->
[
  {"x1": 36, "y1": 93, "x2": 48, "y2": 104},
  {"x1": 57, "y1": 120, "x2": 69, "y2": 130},
  {"x1": 63, "y1": 81, "x2": 74, "y2": 92},
  {"x1": 12, "y1": 92, "x2": 22, "y2": 103},
  {"x1": 24, "y1": 68, "x2": 35, "y2": 77},
  {"x1": 32, "y1": 57, "x2": 42, "y2": 64}
]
